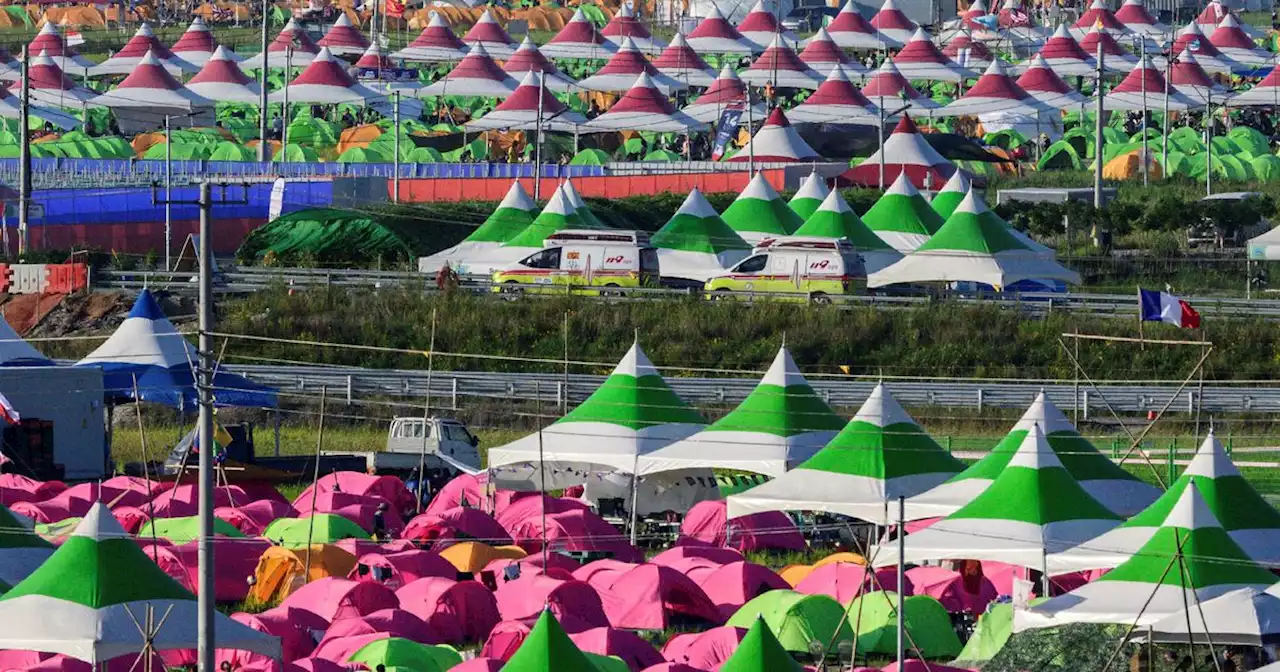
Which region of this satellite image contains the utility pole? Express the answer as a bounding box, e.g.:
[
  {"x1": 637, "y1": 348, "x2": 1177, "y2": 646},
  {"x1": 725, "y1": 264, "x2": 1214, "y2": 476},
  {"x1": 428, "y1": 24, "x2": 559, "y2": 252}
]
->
[
  {"x1": 164, "y1": 115, "x2": 172, "y2": 270},
  {"x1": 533, "y1": 72, "x2": 545, "y2": 200},
  {"x1": 393, "y1": 91, "x2": 401, "y2": 203},
  {"x1": 257, "y1": 0, "x2": 270, "y2": 162},
  {"x1": 18, "y1": 47, "x2": 30, "y2": 257},
  {"x1": 1140, "y1": 40, "x2": 1148, "y2": 187},
  {"x1": 1093, "y1": 41, "x2": 1104, "y2": 209}
]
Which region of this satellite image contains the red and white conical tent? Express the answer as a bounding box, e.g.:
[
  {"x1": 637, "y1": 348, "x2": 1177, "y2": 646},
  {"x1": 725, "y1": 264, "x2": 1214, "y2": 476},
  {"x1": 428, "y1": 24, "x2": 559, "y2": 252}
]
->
[
  {"x1": 1078, "y1": 23, "x2": 1138, "y2": 70},
  {"x1": 317, "y1": 13, "x2": 370, "y2": 56},
  {"x1": 893, "y1": 28, "x2": 977, "y2": 82},
  {"x1": 861, "y1": 57, "x2": 939, "y2": 110},
  {"x1": 843, "y1": 114, "x2": 956, "y2": 188},
  {"x1": 940, "y1": 28, "x2": 995, "y2": 70},
  {"x1": 941, "y1": 59, "x2": 1047, "y2": 116},
  {"x1": 502, "y1": 36, "x2": 578, "y2": 91},
  {"x1": 169, "y1": 17, "x2": 234, "y2": 67},
  {"x1": 9, "y1": 50, "x2": 95, "y2": 107},
  {"x1": 1208, "y1": 14, "x2": 1271, "y2": 66},
  {"x1": 681, "y1": 64, "x2": 767, "y2": 122},
  {"x1": 1167, "y1": 49, "x2": 1229, "y2": 105},
  {"x1": 393, "y1": 12, "x2": 469, "y2": 63},
  {"x1": 462, "y1": 9, "x2": 517, "y2": 58},
  {"x1": 541, "y1": 7, "x2": 617, "y2": 59},
  {"x1": 726, "y1": 108, "x2": 820, "y2": 162},
  {"x1": 1170, "y1": 21, "x2": 1238, "y2": 74},
  {"x1": 27, "y1": 24, "x2": 93, "y2": 72},
  {"x1": 577, "y1": 37, "x2": 687, "y2": 93},
  {"x1": 422, "y1": 43, "x2": 519, "y2": 98},
  {"x1": 1115, "y1": 0, "x2": 1169, "y2": 36},
  {"x1": 1226, "y1": 63, "x2": 1280, "y2": 107},
  {"x1": 686, "y1": 5, "x2": 758, "y2": 54},
  {"x1": 1029, "y1": 24, "x2": 1098, "y2": 77},
  {"x1": 1071, "y1": 0, "x2": 1128, "y2": 35},
  {"x1": 185, "y1": 45, "x2": 261, "y2": 104},
  {"x1": 652, "y1": 32, "x2": 716, "y2": 87},
  {"x1": 826, "y1": 0, "x2": 893, "y2": 49},
  {"x1": 0, "y1": 85, "x2": 78, "y2": 129},
  {"x1": 602, "y1": 3, "x2": 666, "y2": 53},
  {"x1": 468, "y1": 71, "x2": 587, "y2": 131},
  {"x1": 354, "y1": 43, "x2": 423, "y2": 96},
  {"x1": 800, "y1": 27, "x2": 868, "y2": 76},
  {"x1": 583, "y1": 72, "x2": 707, "y2": 132},
  {"x1": 871, "y1": 0, "x2": 918, "y2": 45},
  {"x1": 1095, "y1": 55, "x2": 1197, "y2": 110},
  {"x1": 741, "y1": 34, "x2": 824, "y2": 89},
  {"x1": 1195, "y1": 0, "x2": 1230, "y2": 33},
  {"x1": 241, "y1": 18, "x2": 319, "y2": 70},
  {"x1": 92, "y1": 50, "x2": 213, "y2": 133},
  {"x1": 271, "y1": 47, "x2": 380, "y2": 104},
  {"x1": 736, "y1": 0, "x2": 798, "y2": 48},
  {"x1": 787, "y1": 64, "x2": 877, "y2": 124},
  {"x1": 1015, "y1": 53, "x2": 1086, "y2": 109},
  {"x1": 90, "y1": 23, "x2": 196, "y2": 76}
]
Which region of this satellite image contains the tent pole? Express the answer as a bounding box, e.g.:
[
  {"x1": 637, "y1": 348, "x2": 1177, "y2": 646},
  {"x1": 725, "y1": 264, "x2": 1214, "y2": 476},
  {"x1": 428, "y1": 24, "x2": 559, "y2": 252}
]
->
[
  {"x1": 1163, "y1": 53, "x2": 1170, "y2": 180},
  {"x1": 1093, "y1": 41, "x2": 1104, "y2": 208},
  {"x1": 896, "y1": 495, "x2": 905, "y2": 668},
  {"x1": 1204, "y1": 98, "x2": 1212, "y2": 197},
  {"x1": 258, "y1": 0, "x2": 270, "y2": 161},
  {"x1": 416, "y1": 308, "x2": 436, "y2": 515},
  {"x1": 628, "y1": 467, "x2": 640, "y2": 545},
  {"x1": 534, "y1": 72, "x2": 545, "y2": 201},
  {"x1": 165, "y1": 115, "x2": 172, "y2": 271},
  {"x1": 196, "y1": 180, "x2": 215, "y2": 672},
  {"x1": 282, "y1": 47, "x2": 291, "y2": 161},
  {"x1": 303, "y1": 385, "x2": 327, "y2": 578},
  {"x1": 17, "y1": 46, "x2": 29, "y2": 257},
  {"x1": 1140, "y1": 40, "x2": 1148, "y2": 186},
  {"x1": 393, "y1": 91, "x2": 401, "y2": 204},
  {"x1": 877, "y1": 100, "x2": 885, "y2": 189}
]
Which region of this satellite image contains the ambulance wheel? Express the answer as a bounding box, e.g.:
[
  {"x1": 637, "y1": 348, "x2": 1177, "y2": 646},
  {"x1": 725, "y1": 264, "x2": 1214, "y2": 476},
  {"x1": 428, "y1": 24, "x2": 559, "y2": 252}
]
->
[
  {"x1": 810, "y1": 292, "x2": 831, "y2": 305},
  {"x1": 710, "y1": 288, "x2": 732, "y2": 301},
  {"x1": 502, "y1": 280, "x2": 523, "y2": 300}
]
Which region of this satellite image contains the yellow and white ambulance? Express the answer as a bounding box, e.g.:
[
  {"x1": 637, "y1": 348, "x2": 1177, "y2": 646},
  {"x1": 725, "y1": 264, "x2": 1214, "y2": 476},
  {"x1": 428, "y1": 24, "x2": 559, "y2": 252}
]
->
[
  {"x1": 703, "y1": 237, "x2": 866, "y2": 302},
  {"x1": 493, "y1": 230, "x2": 660, "y2": 295}
]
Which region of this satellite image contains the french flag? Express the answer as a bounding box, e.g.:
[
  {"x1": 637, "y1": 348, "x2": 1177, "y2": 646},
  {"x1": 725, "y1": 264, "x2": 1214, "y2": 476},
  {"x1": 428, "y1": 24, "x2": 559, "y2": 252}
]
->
[{"x1": 1139, "y1": 289, "x2": 1201, "y2": 329}]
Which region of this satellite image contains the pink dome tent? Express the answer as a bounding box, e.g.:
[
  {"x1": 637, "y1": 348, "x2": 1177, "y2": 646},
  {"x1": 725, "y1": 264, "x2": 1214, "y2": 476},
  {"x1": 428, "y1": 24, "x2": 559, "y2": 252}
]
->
[
  {"x1": 643, "y1": 663, "x2": 704, "y2": 672},
  {"x1": 1209, "y1": 14, "x2": 1271, "y2": 66},
  {"x1": 1170, "y1": 21, "x2": 1237, "y2": 74},
  {"x1": 109, "y1": 506, "x2": 150, "y2": 533},
  {"x1": 462, "y1": 9, "x2": 518, "y2": 58},
  {"x1": 214, "y1": 499, "x2": 296, "y2": 535},
  {"x1": 393, "y1": 577, "x2": 501, "y2": 644},
  {"x1": 426, "y1": 473, "x2": 489, "y2": 517},
  {"x1": 318, "y1": 608, "x2": 435, "y2": 646},
  {"x1": 842, "y1": 114, "x2": 956, "y2": 188},
  {"x1": 317, "y1": 13, "x2": 370, "y2": 56},
  {"x1": 483, "y1": 550, "x2": 583, "y2": 580},
  {"x1": 741, "y1": 35, "x2": 824, "y2": 89},
  {"x1": 226, "y1": 610, "x2": 317, "y2": 664},
  {"x1": 402, "y1": 507, "x2": 513, "y2": 546},
  {"x1": 394, "y1": 12, "x2": 469, "y2": 63},
  {"x1": 736, "y1": 0, "x2": 798, "y2": 48},
  {"x1": 905, "y1": 565, "x2": 998, "y2": 614},
  {"x1": 861, "y1": 58, "x2": 939, "y2": 110},
  {"x1": 570, "y1": 627, "x2": 665, "y2": 670},
  {"x1": 146, "y1": 484, "x2": 248, "y2": 519},
  {"x1": 90, "y1": 22, "x2": 196, "y2": 76},
  {"x1": 652, "y1": 546, "x2": 744, "y2": 567},
  {"x1": 661, "y1": 626, "x2": 747, "y2": 670},
  {"x1": 27, "y1": 24, "x2": 94, "y2": 72},
  {"x1": 480, "y1": 616, "x2": 596, "y2": 661},
  {"x1": 596, "y1": 564, "x2": 723, "y2": 630},
  {"x1": 503, "y1": 36, "x2": 578, "y2": 91},
  {"x1": 284, "y1": 657, "x2": 351, "y2": 672},
  {"x1": 696, "y1": 561, "x2": 789, "y2": 619},
  {"x1": 422, "y1": 43, "x2": 520, "y2": 98},
  {"x1": 577, "y1": 37, "x2": 687, "y2": 93},
  {"x1": 572, "y1": 559, "x2": 639, "y2": 591},
  {"x1": 870, "y1": 0, "x2": 918, "y2": 45},
  {"x1": 142, "y1": 537, "x2": 267, "y2": 602},
  {"x1": 1078, "y1": 24, "x2": 1137, "y2": 70},
  {"x1": 676, "y1": 499, "x2": 806, "y2": 550},
  {"x1": 279, "y1": 577, "x2": 399, "y2": 623},
  {"x1": 1015, "y1": 53, "x2": 1087, "y2": 109},
  {"x1": 170, "y1": 17, "x2": 232, "y2": 67},
  {"x1": 602, "y1": 3, "x2": 666, "y2": 53},
  {"x1": 350, "y1": 549, "x2": 458, "y2": 590},
  {"x1": 892, "y1": 28, "x2": 976, "y2": 82},
  {"x1": 680, "y1": 65, "x2": 767, "y2": 123},
  {"x1": 796, "y1": 562, "x2": 909, "y2": 603},
  {"x1": 494, "y1": 574, "x2": 610, "y2": 626},
  {"x1": 186, "y1": 46, "x2": 262, "y2": 104},
  {"x1": 787, "y1": 64, "x2": 877, "y2": 124},
  {"x1": 1028, "y1": 24, "x2": 1097, "y2": 77},
  {"x1": 509, "y1": 509, "x2": 642, "y2": 563},
  {"x1": 541, "y1": 7, "x2": 617, "y2": 59},
  {"x1": 940, "y1": 29, "x2": 994, "y2": 70},
  {"x1": 648, "y1": 556, "x2": 721, "y2": 585},
  {"x1": 453, "y1": 658, "x2": 505, "y2": 672},
  {"x1": 495, "y1": 493, "x2": 590, "y2": 532},
  {"x1": 91, "y1": 50, "x2": 215, "y2": 132},
  {"x1": 1072, "y1": 0, "x2": 1128, "y2": 35},
  {"x1": 241, "y1": 18, "x2": 320, "y2": 70},
  {"x1": 1115, "y1": 0, "x2": 1168, "y2": 36},
  {"x1": 294, "y1": 490, "x2": 405, "y2": 534},
  {"x1": 686, "y1": 6, "x2": 757, "y2": 54},
  {"x1": 825, "y1": 0, "x2": 893, "y2": 49},
  {"x1": 0, "y1": 651, "x2": 166, "y2": 671},
  {"x1": 0, "y1": 474, "x2": 63, "y2": 506},
  {"x1": 309, "y1": 633, "x2": 390, "y2": 665},
  {"x1": 652, "y1": 32, "x2": 716, "y2": 87}
]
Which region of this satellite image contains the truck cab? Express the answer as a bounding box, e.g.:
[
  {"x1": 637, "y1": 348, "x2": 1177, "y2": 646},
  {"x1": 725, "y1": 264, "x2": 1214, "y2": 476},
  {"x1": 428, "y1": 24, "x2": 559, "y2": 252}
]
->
[{"x1": 384, "y1": 417, "x2": 482, "y2": 470}]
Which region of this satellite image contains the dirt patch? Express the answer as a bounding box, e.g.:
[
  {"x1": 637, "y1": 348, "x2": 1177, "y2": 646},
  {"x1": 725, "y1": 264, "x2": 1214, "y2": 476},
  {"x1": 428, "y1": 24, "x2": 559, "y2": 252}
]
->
[{"x1": 1, "y1": 293, "x2": 66, "y2": 334}]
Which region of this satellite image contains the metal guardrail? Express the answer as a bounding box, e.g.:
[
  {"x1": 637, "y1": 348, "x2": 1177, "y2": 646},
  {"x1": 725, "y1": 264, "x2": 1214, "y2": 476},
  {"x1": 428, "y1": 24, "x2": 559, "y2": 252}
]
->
[
  {"x1": 227, "y1": 364, "x2": 1280, "y2": 416},
  {"x1": 95, "y1": 266, "x2": 1280, "y2": 319}
]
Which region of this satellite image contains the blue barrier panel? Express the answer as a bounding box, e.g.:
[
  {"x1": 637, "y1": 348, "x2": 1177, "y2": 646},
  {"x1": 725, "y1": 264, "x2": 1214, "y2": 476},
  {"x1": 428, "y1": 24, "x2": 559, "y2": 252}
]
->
[
  {"x1": 31, "y1": 181, "x2": 334, "y2": 227},
  {"x1": 0, "y1": 158, "x2": 611, "y2": 180}
]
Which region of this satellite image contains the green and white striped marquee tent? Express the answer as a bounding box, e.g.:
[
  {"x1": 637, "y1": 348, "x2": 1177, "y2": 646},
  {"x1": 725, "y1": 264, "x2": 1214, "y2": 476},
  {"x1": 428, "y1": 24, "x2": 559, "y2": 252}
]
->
[
  {"x1": 793, "y1": 190, "x2": 903, "y2": 274},
  {"x1": 726, "y1": 384, "x2": 964, "y2": 525},
  {"x1": 0, "y1": 503, "x2": 279, "y2": 664},
  {"x1": 502, "y1": 184, "x2": 588, "y2": 251},
  {"x1": 868, "y1": 188, "x2": 1081, "y2": 289},
  {"x1": 905, "y1": 392, "x2": 1159, "y2": 520},
  {"x1": 1016, "y1": 482, "x2": 1280, "y2": 631},
  {"x1": 562, "y1": 179, "x2": 607, "y2": 229},
  {"x1": 787, "y1": 172, "x2": 831, "y2": 221},
  {"x1": 929, "y1": 170, "x2": 970, "y2": 221},
  {"x1": 418, "y1": 180, "x2": 539, "y2": 274},
  {"x1": 860, "y1": 172, "x2": 944, "y2": 253},
  {"x1": 637, "y1": 346, "x2": 846, "y2": 478},
  {"x1": 488, "y1": 342, "x2": 707, "y2": 489},
  {"x1": 871, "y1": 423, "x2": 1122, "y2": 569},
  {"x1": 720, "y1": 173, "x2": 805, "y2": 245},
  {"x1": 1048, "y1": 431, "x2": 1280, "y2": 573},
  {"x1": 651, "y1": 187, "x2": 751, "y2": 283}
]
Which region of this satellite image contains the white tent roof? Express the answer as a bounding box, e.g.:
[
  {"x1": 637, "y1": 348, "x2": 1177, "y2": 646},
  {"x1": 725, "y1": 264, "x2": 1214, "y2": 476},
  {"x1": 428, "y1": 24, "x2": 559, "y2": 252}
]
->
[
  {"x1": 870, "y1": 0, "x2": 919, "y2": 45},
  {"x1": 27, "y1": 23, "x2": 94, "y2": 72},
  {"x1": 652, "y1": 32, "x2": 717, "y2": 87},
  {"x1": 1145, "y1": 586, "x2": 1280, "y2": 646},
  {"x1": 824, "y1": 0, "x2": 897, "y2": 49},
  {"x1": 316, "y1": 12, "x2": 370, "y2": 56},
  {"x1": 736, "y1": 0, "x2": 799, "y2": 47},
  {"x1": 185, "y1": 46, "x2": 261, "y2": 104},
  {"x1": 1015, "y1": 54, "x2": 1088, "y2": 109},
  {"x1": 601, "y1": 3, "x2": 667, "y2": 53},
  {"x1": 461, "y1": 9, "x2": 518, "y2": 58},
  {"x1": 502, "y1": 36, "x2": 578, "y2": 92},
  {"x1": 0, "y1": 87, "x2": 79, "y2": 130},
  {"x1": 729, "y1": 108, "x2": 820, "y2": 162},
  {"x1": 0, "y1": 315, "x2": 50, "y2": 366},
  {"x1": 13, "y1": 51, "x2": 97, "y2": 107},
  {"x1": 1028, "y1": 24, "x2": 1099, "y2": 77},
  {"x1": 420, "y1": 43, "x2": 519, "y2": 99},
  {"x1": 892, "y1": 27, "x2": 977, "y2": 82},
  {"x1": 1096, "y1": 56, "x2": 1198, "y2": 111}
]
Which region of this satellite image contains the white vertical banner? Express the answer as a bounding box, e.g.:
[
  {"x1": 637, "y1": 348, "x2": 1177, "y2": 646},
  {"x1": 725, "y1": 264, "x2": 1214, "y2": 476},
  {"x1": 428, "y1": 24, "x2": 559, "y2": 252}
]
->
[{"x1": 268, "y1": 178, "x2": 286, "y2": 221}]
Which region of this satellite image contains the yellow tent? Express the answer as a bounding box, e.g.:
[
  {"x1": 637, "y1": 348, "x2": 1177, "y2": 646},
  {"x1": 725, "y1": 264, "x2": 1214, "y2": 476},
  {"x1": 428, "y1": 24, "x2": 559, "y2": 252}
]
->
[
  {"x1": 813, "y1": 551, "x2": 866, "y2": 568},
  {"x1": 249, "y1": 544, "x2": 358, "y2": 605},
  {"x1": 40, "y1": 6, "x2": 106, "y2": 27},
  {"x1": 439, "y1": 541, "x2": 527, "y2": 574},
  {"x1": 1103, "y1": 150, "x2": 1164, "y2": 180},
  {"x1": 336, "y1": 123, "x2": 383, "y2": 155},
  {"x1": 778, "y1": 564, "x2": 814, "y2": 587}
]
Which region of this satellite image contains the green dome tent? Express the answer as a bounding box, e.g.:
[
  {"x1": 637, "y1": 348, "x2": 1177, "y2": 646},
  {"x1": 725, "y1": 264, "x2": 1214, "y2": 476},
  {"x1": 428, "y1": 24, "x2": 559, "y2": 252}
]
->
[
  {"x1": 272, "y1": 143, "x2": 320, "y2": 162},
  {"x1": 143, "y1": 143, "x2": 213, "y2": 160},
  {"x1": 1038, "y1": 141, "x2": 1083, "y2": 171},
  {"x1": 845, "y1": 591, "x2": 963, "y2": 659},
  {"x1": 407, "y1": 146, "x2": 445, "y2": 163},
  {"x1": 983, "y1": 129, "x2": 1027, "y2": 150},
  {"x1": 570, "y1": 148, "x2": 611, "y2": 166},
  {"x1": 288, "y1": 118, "x2": 339, "y2": 148},
  {"x1": 720, "y1": 617, "x2": 805, "y2": 672},
  {"x1": 643, "y1": 149, "x2": 682, "y2": 162},
  {"x1": 1229, "y1": 126, "x2": 1270, "y2": 157},
  {"x1": 138, "y1": 516, "x2": 244, "y2": 543},
  {"x1": 1251, "y1": 154, "x2": 1280, "y2": 181},
  {"x1": 1216, "y1": 154, "x2": 1254, "y2": 180},
  {"x1": 349, "y1": 638, "x2": 460, "y2": 671},
  {"x1": 209, "y1": 142, "x2": 256, "y2": 162},
  {"x1": 336, "y1": 147, "x2": 391, "y2": 163},
  {"x1": 1162, "y1": 150, "x2": 1193, "y2": 177},
  {"x1": 1059, "y1": 128, "x2": 1094, "y2": 159},
  {"x1": 1168, "y1": 126, "x2": 1204, "y2": 154},
  {"x1": 263, "y1": 514, "x2": 368, "y2": 548},
  {"x1": 1187, "y1": 153, "x2": 1246, "y2": 181},
  {"x1": 239, "y1": 207, "x2": 445, "y2": 265},
  {"x1": 1130, "y1": 127, "x2": 1161, "y2": 143},
  {"x1": 727, "y1": 591, "x2": 852, "y2": 654},
  {"x1": 1210, "y1": 135, "x2": 1241, "y2": 155}
]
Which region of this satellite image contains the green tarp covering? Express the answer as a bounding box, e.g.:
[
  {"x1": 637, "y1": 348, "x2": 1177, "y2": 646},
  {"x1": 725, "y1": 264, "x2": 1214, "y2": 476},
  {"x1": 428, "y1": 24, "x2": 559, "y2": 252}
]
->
[{"x1": 238, "y1": 207, "x2": 446, "y2": 265}]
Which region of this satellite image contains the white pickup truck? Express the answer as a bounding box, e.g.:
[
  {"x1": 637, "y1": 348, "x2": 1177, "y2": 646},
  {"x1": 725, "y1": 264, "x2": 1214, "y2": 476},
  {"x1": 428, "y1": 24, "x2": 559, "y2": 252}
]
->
[{"x1": 322, "y1": 417, "x2": 483, "y2": 475}]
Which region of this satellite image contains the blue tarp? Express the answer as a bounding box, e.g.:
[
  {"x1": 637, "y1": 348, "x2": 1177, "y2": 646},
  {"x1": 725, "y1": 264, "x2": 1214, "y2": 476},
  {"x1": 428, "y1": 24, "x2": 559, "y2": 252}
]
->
[{"x1": 31, "y1": 181, "x2": 333, "y2": 226}]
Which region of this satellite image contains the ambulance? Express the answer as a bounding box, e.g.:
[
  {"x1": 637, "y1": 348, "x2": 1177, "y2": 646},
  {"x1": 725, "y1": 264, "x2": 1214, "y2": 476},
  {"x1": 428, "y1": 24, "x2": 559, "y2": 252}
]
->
[
  {"x1": 492, "y1": 230, "x2": 660, "y2": 295},
  {"x1": 703, "y1": 237, "x2": 866, "y2": 302}
]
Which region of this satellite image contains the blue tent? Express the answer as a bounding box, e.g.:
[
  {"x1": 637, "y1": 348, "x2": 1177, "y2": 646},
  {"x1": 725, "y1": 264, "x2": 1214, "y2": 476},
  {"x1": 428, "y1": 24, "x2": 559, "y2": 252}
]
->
[
  {"x1": 0, "y1": 317, "x2": 51, "y2": 366},
  {"x1": 75, "y1": 290, "x2": 276, "y2": 408}
]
